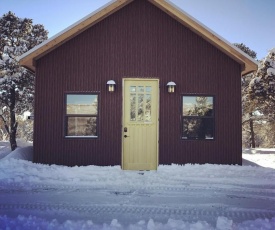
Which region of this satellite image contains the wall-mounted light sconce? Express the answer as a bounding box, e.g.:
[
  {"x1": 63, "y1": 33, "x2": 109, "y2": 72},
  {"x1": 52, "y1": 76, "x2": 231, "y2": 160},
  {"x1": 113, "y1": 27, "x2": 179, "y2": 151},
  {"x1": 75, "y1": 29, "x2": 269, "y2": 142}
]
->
[
  {"x1": 107, "y1": 80, "x2": 116, "y2": 92},
  {"x1": 166, "y1": 81, "x2": 176, "y2": 93}
]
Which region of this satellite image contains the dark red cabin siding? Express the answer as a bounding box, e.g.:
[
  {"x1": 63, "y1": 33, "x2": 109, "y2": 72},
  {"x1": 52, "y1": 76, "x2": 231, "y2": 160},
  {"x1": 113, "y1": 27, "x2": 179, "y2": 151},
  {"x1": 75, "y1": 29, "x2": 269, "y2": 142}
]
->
[{"x1": 34, "y1": 0, "x2": 242, "y2": 166}]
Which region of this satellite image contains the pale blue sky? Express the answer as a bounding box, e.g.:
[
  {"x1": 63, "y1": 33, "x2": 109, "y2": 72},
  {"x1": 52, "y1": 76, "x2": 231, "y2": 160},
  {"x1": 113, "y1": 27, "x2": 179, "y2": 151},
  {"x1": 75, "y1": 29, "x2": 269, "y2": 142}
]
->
[
  {"x1": 1, "y1": 0, "x2": 274, "y2": 60},
  {"x1": 67, "y1": 95, "x2": 97, "y2": 105}
]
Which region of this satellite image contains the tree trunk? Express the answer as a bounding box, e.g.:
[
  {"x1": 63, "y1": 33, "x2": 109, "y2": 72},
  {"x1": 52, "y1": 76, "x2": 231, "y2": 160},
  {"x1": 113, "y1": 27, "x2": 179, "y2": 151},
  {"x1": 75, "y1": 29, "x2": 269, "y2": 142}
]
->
[
  {"x1": 9, "y1": 87, "x2": 18, "y2": 151},
  {"x1": 249, "y1": 112, "x2": 256, "y2": 148}
]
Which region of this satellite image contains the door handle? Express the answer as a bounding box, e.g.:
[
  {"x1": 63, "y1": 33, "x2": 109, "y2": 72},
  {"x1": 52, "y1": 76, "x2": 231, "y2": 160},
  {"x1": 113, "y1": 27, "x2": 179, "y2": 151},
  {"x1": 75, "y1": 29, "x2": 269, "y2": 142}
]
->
[{"x1": 124, "y1": 135, "x2": 129, "y2": 138}]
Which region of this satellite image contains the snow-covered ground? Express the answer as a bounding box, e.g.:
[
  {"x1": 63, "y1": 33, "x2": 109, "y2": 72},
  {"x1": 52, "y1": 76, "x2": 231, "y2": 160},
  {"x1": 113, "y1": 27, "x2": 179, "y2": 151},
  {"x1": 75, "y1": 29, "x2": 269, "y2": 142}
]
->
[
  {"x1": 0, "y1": 141, "x2": 275, "y2": 229},
  {"x1": 242, "y1": 148, "x2": 275, "y2": 169}
]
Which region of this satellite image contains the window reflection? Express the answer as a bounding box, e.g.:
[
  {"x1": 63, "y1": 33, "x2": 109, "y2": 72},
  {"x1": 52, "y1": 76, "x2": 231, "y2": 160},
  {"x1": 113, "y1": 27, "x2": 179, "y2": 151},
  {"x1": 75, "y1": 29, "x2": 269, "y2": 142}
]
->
[
  {"x1": 129, "y1": 85, "x2": 152, "y2": 122},
  {"x1": 67, "y1": 117, "x2": 97, "y2": 136},
  {"x1": 146, "y1": 86, "x2": 152, "y2": 92},
  {"x1": 182, "y1": 96, "x2": 214, "y2": 140},
  {"x1": 182, "y1": 96, "x2": 213, "y2": 116},
  {"x1": 130, "y1": 94, "x2": 136, "y2": 121},
  {"x1": 137, "y1": 94, "x2": 144, "y2": 121},
  {"x1": 67, "y1": 95, "x2": 98, "y2": 115},
  {"x1": 183, "y1": 118, "x2": 214, "y2": 139},
  {"x1": 138, "y1": 86, "x2": 144, "y2": 92},
  {"x1": 66, "y1": 94, "x2": 98, "y2": 137},
  {"x1": 145, "y1": 94, "x2": 151, "y2": 121}
]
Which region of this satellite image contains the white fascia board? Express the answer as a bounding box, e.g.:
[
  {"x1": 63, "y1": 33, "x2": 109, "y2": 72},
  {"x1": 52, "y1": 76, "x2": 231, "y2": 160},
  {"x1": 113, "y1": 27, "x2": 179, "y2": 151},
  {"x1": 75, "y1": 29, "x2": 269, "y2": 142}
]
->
[
  {"x1": 166, "y1": 0, "x2": 258, "y2": 66},
  {"x1": 18, "y1": 0, "x2": 117, "y2": 62}
]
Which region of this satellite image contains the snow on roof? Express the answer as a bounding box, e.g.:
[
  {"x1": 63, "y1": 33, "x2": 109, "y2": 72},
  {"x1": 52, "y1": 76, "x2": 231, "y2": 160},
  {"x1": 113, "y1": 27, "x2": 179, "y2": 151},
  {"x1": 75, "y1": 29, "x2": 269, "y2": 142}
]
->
[{"x1": 18, "y1": 0, "x2": 258, "y2": 76}]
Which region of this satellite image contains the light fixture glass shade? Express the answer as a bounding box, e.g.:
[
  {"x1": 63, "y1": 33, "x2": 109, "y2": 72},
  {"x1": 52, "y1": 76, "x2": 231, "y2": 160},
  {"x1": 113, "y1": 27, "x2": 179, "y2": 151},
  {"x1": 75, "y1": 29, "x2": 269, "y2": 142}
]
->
[
  {"x1": 166, "y1": 81, "x2": 176, "y2": 93},
  {"x1": 107, "y1": 80, "x2": 116, "y2": 92},
  {"x1": 109, "y1": 85, "x2": 114, "y2": 92}
]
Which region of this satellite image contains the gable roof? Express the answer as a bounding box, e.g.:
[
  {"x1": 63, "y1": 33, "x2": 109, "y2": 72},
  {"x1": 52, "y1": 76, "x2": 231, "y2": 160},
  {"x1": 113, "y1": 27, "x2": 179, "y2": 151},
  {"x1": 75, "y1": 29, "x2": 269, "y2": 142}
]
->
[{"x1": 19, "y1": 0, "x2": 258, "y2": 75}]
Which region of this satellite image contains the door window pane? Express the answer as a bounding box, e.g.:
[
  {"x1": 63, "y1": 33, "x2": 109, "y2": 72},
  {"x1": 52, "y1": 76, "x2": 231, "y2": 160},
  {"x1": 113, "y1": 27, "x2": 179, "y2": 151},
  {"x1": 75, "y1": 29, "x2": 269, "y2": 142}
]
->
[
  {"x1": 146, "y1": 86, "x2": 152, "y2": 92},
  {"x1": 129, "y1": 84, "x2": 153, "y2": 122},
  {"x1": 137, "y1": 94, "x2": 144, "y2": 121},
  {"x1": 130, "y1": 93, "x2": 136, "y2": 121},
  {"x1": 145, "y1": 94, "x2": 152, "y2": 122},
  {"x1": 138, "y1": 86, "x2": 144, "y2": 92}
]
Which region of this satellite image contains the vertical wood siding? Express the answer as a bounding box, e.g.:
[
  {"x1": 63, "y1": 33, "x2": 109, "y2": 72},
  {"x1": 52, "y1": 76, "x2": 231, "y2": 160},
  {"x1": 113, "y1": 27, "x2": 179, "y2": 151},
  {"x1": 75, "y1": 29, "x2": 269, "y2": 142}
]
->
[{"x1": 34, "y1": 0, "x2": 242, "y2": 166}]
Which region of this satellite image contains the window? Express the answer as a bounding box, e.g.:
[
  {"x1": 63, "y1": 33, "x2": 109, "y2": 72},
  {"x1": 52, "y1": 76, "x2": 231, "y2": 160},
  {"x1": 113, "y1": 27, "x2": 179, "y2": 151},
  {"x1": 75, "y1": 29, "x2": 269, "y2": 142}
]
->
[
  {"x1": 65, "y1": 94, "x2": 98, "y2": 137},
  {"x1": 182, "y1": 96, "x2": 214, "y2": 140}
]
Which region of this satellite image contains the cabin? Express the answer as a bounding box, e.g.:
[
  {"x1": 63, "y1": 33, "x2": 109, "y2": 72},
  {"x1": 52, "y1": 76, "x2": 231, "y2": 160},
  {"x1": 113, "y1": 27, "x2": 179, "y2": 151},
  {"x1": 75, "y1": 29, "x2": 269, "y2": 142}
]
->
[{"x1": 19, "y1": 0, "x2": 258, "y2": 170}]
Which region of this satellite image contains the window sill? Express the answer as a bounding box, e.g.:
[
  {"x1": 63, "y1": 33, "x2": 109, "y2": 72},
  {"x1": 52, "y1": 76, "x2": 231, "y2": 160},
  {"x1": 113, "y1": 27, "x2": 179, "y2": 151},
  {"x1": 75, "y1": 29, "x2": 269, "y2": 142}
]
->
[
  {"x1": 182, "y1": 137, "x2": 214, "y2": 140},
  {"x1": 65, "y1": 136, "x2": 98, "y2": 139}
]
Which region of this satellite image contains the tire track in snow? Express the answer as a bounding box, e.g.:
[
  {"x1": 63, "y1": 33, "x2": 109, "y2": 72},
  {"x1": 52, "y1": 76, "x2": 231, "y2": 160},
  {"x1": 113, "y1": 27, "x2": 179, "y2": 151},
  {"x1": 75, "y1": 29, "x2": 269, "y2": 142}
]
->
[
  {"x1": 0, "y1": 202, "x2": 274, "y2": 221},
  {"x1": 1, "y1": 181, "x2": 274, "y2": 223},
  {"x1": 1, "y1": 182, "x2": 275, "y2": 198},
  {"x1": 1, "y1": 183, "x2": 275, "y2": 208}
]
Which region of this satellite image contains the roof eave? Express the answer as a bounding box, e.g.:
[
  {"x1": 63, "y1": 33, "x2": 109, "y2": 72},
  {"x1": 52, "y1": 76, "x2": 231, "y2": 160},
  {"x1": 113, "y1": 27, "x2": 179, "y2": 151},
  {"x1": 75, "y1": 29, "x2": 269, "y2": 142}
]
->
[
  {"x1": 149, "y1": 0, "x2": 258, "y2": 76},
  {"x1": 19, "y1": 0, "x2": 133, "y2": 72},
  {"x1": 19, "y1": 0, "x2": 258, "y2": 75},
  {"x1": 241, "y1": 63, "x2": 258, "y2": 76}
]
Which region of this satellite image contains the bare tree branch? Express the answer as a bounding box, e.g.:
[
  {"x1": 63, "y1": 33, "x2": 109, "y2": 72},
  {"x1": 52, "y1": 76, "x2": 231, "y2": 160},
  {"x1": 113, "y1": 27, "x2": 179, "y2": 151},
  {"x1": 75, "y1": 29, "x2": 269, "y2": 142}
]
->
[{"x1": 0, "y1": 114, "x2": 10, "y2": 133}]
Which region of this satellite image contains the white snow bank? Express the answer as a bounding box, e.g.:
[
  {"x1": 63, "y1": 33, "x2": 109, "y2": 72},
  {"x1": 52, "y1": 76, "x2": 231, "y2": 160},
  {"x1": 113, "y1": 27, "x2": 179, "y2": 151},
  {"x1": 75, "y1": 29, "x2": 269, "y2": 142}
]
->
[
  {"x1": 16, "y1": 139, "x2": 33, "y2": 147},
  {"x1": 242, "y1": 148, "x2": 275, "y2": 169},
  {"x1": 0, "y1": 140, "x2": 32, "y2": 160},
  {"x1": 1, "y1": 215, "x2": 274, "y2": 230},
  {"x1": 242, "y1": 148, "x2": 275, "y2": 154},
  {"x1": 0, "y1": 144, "x2": 274, "y2": 229},
  {"x1": 0, "y1": 141, "x2": 11, "y2": 158},
  {"x1": 0, "y1": 216, "x2": 215, "y2": 230},
  {"x1": 1, "y1": 158, "x2": 274, "y2": 189},
  {"x1": 0, "y1": 145, "x2": 274, "y2": 187},
  {"x1": 237, "y1": 218, "x2": 275, "y2": 230},
  {"x1": 2, "y1": 146, "x2": 33, "y2": 161}
]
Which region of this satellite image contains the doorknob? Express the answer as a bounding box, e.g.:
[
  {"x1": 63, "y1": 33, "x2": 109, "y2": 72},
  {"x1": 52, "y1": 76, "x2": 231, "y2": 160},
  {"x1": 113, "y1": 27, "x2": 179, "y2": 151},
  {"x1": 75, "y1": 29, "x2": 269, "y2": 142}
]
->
[{"x1": 124, "y1": 135, "x2": 129, "y2": 138}]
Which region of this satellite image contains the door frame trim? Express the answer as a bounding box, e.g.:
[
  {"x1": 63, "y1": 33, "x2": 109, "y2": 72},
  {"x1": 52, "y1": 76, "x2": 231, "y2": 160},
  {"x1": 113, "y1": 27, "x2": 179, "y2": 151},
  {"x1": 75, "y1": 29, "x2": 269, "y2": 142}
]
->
[{"x1": 121, "y1": 78, "x2": 159, "y2": 170}]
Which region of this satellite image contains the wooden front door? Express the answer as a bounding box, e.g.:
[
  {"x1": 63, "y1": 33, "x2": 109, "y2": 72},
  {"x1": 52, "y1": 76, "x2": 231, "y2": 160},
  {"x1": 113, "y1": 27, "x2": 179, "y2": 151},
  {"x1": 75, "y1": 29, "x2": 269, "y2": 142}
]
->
[{"x1": 122, "y1": 79, "x2": 159, "y2": 170}]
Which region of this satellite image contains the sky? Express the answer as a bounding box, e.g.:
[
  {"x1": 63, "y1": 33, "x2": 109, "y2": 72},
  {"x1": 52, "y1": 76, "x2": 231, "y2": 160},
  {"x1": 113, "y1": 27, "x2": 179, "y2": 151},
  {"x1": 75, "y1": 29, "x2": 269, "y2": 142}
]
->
[
  {"x1": 67, "y1": 94, "x2": 97, "y2": 105},
  {"x1": 0, "y1": 0, "x2": 274, "y2": 60}
]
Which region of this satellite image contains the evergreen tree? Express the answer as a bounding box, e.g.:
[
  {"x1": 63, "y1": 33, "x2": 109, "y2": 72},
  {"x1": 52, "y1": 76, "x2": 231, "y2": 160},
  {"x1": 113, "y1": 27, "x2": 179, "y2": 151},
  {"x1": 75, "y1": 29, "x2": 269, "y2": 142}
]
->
[
  {"x1": 0, "y1": 11, "x2": 48, "y2": 150},
  {"x1": 248, "y1": 48, "x2": 275, "y2": 147},
  {"x1": 234, "y1": 43, "x2": 259, "y2": 148},
  {"x1": 249, "y1": 48, "x2": 275, "y2": 104},
  {"x1": 233, "y1": 43, "x2": 257, "y2": 59}
]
